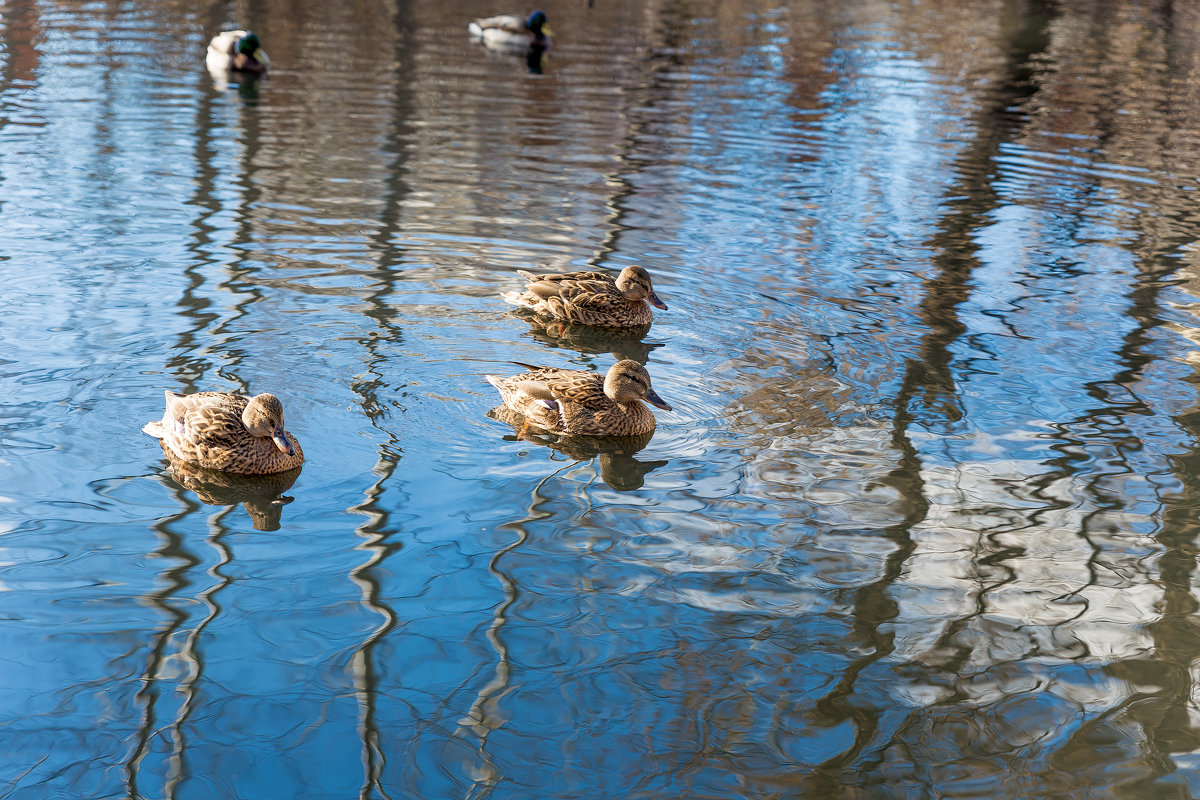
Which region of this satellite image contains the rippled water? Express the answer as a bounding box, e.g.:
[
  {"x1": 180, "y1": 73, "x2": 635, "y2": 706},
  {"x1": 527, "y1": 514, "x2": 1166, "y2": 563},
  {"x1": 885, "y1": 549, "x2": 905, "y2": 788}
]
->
[{"x1": 5, "y1": 0, "x2": 1200, "y2": 797}]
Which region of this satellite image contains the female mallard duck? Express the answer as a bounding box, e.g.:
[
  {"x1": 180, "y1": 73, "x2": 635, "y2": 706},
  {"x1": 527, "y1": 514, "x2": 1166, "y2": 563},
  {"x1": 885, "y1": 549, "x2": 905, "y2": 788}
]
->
[
  {"x1": 468, "y1": 10, "x2": 552, "y2": 50},
  {"x1": 502, "y1": 265, "x2": 668, "y2": 328},
  {"x1": 206, "y1": 30, "x2": 270, "y2": 73},
  {"x1": 486, "y1": 360, "x2": 671, "y2": 436},
  {"x1": 143, "y1": 391, "x2": 303, "y2": 475}
]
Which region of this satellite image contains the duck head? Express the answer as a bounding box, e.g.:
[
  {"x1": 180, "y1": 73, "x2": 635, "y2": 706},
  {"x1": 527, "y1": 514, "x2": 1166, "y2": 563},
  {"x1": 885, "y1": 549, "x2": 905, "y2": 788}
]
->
[
  {"x1": 615, "y1": 265, "x2": 667, "y2": 310},
  {"x1": 604, "y1": 360, "x2": 671, "y2": 410},
  {"x1": 526, "y1": 10, "x2": 551, "y2": 36},
  {"x1": 242, "y1": 393, "x2": 295, "y2": 455},
  {"x1": 237, "y1": 32, "x2": 266, "y2": 62}
]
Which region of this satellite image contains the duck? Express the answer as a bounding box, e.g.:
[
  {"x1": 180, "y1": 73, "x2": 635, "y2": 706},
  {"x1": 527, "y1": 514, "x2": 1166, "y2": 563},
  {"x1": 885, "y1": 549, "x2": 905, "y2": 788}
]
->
[
  {"x1": 502, "y1": 265, "x2": 668, "y2": 328},
  {"x1": 206, "y1": 30, "x2": 270, "y2": 74},
  {"x1": 468, "y1": 10, "x2": 552, "y2": 51},
  {"x1": 143, "y1": 391, "x2": 303, "y2": 475},
  {"x1": 486, "y1": 360, "x2": 671, "y2": 436}
]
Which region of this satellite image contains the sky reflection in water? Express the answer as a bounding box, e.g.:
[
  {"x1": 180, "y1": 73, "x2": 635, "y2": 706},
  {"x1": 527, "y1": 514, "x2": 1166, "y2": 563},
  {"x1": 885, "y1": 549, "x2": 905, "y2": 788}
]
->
[{"x1": 3, "y1": 0, "x2": 1200, "y2": 798}]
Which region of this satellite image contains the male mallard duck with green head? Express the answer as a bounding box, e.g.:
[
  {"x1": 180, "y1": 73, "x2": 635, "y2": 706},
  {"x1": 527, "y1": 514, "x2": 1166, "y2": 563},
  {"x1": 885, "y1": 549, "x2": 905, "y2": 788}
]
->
[
  {"x1": 502, "y1": 265, "x2": 668, "y2": 328},
  {"x1": 486, "y1": 360, "x2": 671, "y2": 436},
  {"x1": 468, "y1": 10, "x2": 552, "y2": 50},
  {"x1": 206, "y1": 30, "x2": 270, "y2": 73},
  {"x1": 144, "y1": 391, "x2": 303, "y2": 475}
]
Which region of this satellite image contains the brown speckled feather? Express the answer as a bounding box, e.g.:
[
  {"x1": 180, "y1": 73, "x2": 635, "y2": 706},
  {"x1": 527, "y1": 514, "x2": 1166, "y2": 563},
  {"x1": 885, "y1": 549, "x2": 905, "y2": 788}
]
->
[
  {"x1": 144, "y1": 391, "x2": 304, "y2": 475},
  {"x1": 486, "y1": 361, "x2": 666, "y2": 436},
  {"x1": 502, "y1": 266, "x2": 664, "y2": 328},
  {"x1": 521, "y1": 270, "x2": 613, "y2": 286}
]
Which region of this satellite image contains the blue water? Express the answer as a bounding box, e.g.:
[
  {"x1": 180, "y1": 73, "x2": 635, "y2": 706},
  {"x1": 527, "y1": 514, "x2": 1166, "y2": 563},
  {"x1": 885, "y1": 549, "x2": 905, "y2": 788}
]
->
[{"x1": 4, "y1": 1, "x2": 1200, "y2": 797}]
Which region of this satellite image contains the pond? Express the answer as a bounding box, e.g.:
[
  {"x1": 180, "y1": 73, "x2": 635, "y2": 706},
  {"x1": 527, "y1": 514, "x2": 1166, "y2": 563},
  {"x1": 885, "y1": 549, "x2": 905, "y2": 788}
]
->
[{"x1": 3, "y1": 0, "x2": 1200, "y2": 797}]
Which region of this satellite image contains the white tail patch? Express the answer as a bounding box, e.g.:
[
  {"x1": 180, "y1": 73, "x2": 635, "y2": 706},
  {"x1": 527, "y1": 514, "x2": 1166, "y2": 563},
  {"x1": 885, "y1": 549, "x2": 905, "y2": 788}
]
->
[{"x1": 500, "y1": 291, "x2": 529, "y2": 308}]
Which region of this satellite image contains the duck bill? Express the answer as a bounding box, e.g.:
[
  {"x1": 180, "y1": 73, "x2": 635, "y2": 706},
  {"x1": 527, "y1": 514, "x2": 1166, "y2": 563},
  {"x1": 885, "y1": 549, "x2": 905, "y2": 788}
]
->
[
  {"x1": 648, "y1": 291, "x2": 668, "y2": 310},
  {"x1": 540, "y1": 25, "x2": 554, "y2": 38},
  {"x1": 644, "y1": 389, "x2": 672, "y2": 411},
  {"x1": 272, "y1": 428, "x2": 295, "y2": 456}
]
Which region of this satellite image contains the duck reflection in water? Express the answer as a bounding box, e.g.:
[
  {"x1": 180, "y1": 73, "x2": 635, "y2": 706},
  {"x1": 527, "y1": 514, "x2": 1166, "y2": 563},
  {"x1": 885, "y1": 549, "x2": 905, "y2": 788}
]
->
[
  {"x1": 488, "y1": 406, "x2": 667, "y2": 491},
  {"x1": 157, "y1": 446, "x2": 302, "y2": 531},
  {"x1": 518, "y1": 317, "x2": 662, "y2": 364},
  {"x1": 471, "y1": 33, "x2": 549, "y2": 74},
  {"x1": 207, "y1": 66, "x2": 266, "y2": 97},
  {"x1": 206, "y1": 66, "x2": 268, "y2": 99},
  {"x1": 526, "y1": 47, "x2": 546, "y2": 74}
]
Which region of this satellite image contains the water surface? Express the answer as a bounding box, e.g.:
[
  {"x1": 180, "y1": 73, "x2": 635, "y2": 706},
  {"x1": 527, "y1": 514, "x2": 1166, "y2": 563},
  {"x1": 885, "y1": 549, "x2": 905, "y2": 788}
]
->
[{"x1": 4, "y1": 0, "x2": 1200, "y2": 797}]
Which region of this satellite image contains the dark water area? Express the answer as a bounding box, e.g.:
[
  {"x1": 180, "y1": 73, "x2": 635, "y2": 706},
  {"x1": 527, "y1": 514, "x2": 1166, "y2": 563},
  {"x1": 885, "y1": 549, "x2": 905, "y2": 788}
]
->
[{"x1": 4, "y1": 0, "x2": 1200, "y2": 797}]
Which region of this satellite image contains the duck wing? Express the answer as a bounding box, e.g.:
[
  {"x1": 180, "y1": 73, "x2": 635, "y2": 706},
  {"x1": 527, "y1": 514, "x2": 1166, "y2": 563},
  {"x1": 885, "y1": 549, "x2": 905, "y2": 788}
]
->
[
  {"x1": 518, "y1": 269, "x2": 613, "y2": 286},
  {"x1": 163, "y1": 392, "x2": 246, "y2": 445},
  {"x1": 182, "y1": 406, "x2": 245, "y2": 447},
  {"x1": 519, "y1": 368, "x2": 606, "y2": 409},
  {"x1": 470, "y1": 14, "x2": 526, "y2": 33},
  {"x1": 520, "y1": 270, "x2": 618, "y2": 302}
]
